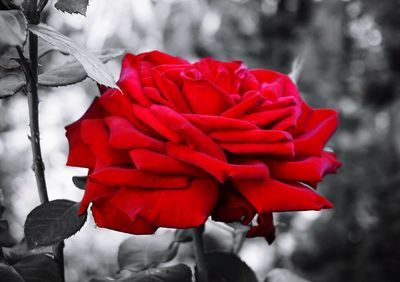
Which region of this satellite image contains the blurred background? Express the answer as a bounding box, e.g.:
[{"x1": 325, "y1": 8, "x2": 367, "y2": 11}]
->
[{"x1": 1, "y1": 0, "x2": 400, "y2": 281}]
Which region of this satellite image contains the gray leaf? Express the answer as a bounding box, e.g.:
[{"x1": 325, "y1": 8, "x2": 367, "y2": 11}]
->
[
  {"x1": 127, "y1": 264, "x2": 192, "y2": 282},
  {"x1": 0, "y1": 263, "x2": 24, "y2": 282},
  {"x1": 29, "y1": 23, "x2": 119, "y2": 89},
  {"x1": 39, "y1": 49, "x2": 125, "y2": 87},
  {"x1": 24, "y1": 199, "x2": 87, "y2": 248},
  {"x1": 199, "y1": 252, "x2": 258, "y2": 282},
  {"x1": 72, "y1": 176, "x2": 87, "y2": 190},
  {"x1": 118, "y1": 232, "x2": 179, "y2": 272},
  {"x1": 89, "y1": 264, "x2": 192, "y2": 282},
  {"x1": 265, "y1": 268, "x2": 311, "y2": 282},
  {"x1": 55, "y1": 0, "x2": 89, "y2": 16},
  {"x1": 13, "y1": 254, "x2": 61, "y2": 282},
  {"x1": 0, "y1": 68, "x2": 25, "y2": 99},
  {"x1": 0, "y1": 10, "x2": 27, "y2": 55}
]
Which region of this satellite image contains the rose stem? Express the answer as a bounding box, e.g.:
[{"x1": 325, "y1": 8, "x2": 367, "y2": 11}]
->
[
  {"x1": 27, "y1": 2, "x2": 48, "y2": 204},
  {"x1": 193, "y1": 225, "x2": 209, "y2": 282},
  {"x1": 25, "y1": 1, "x2": 65, "y2": 281}
]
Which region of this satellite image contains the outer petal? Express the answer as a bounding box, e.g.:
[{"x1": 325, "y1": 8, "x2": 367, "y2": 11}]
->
[
  {"x1": 246, "y1": 213, "x2": 276, "y2": 244},
  {"x1": 92, "y1": 197, "x2": 157, "y2": 234},
  {"x1": 110, "y1": 178, "x2": 219, "y2": 228},
  {"x1": 265, "y1": 151, "x2": 342, "y2": 184},
  {"x1": 233, "y1": 179, "x2": 333, "y2": 214},
  {"x1": 79, "y1": 178, "x2": 116, "y2": 215},
  {"x1": 212, "y1": 181, "x2": 256, "y2": 225},
  {"x1": 65, "y1": 98, "x2": 106, "y2": 168},
  {"x1": 80, "y1": 119, "x2": 131, "y2": 166},
  {"x1": 293, "y1": 109, "x2": 339, "y2": 156}
]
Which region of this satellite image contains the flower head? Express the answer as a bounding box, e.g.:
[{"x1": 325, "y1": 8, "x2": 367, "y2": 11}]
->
[{"x1": 66, "y1": 51, "x2": 341, "y2": 243}]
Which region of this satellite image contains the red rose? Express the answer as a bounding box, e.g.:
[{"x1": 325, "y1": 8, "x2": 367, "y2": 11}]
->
[{"x1": 66, "y1": 51, "x2": 341, "y2": 243}]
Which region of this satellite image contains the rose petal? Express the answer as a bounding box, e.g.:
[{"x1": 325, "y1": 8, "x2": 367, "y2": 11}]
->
[
  {"x1": 246, "y1": 213, "x2": 276, "y2": 244},
  {"x1": 92, "y1": 197, "x2": 156, "y2": 234},
  {"x1": 110, "y1": 178, "x2": 219, "y2": 228},
  {"x1": 183, "y1": 114, "x2": 257, "y2": 132},
  {"x1": 293, "y1": 109, "x2": 339, "y2": 156},
  {"x1": 98, "y1": 90, "x2": 159, "y2": 138},
  {"x1": 141, "y1": 50, "x2": 189, "y2": 65},
  {"x1": 151, "y1": 104, "x2": 226, "y2": 161},
  {"x1": 182, "y1": 75, "x2": 233, "y2": 115},
  {"x1": 80, "y1": 119, "x2": 131, "y2": 166},
  {"x1": 119, "y1": 54, "x2": 152, "y2": 106},
  {"x1": 132, "y1": 105, "x2": 182, "y2": 143},
  {"x1": 143, "y1": 86, "x2": 176, "y2": 108},
  {"x1": 79, "y1": 177, "x2": 116, "y2": 215},
  {"x1": 233, "y1": 179, "x2": 333, "y2": 213},
  {"x1": 239, "y1": 72, "x2": 260, "y2": 93},
  {"x1": 212, "y1": 181, "x2": 256, "y2": 225},
  {"x1": 250, "y1": 70, "x2": 300, "y2": 100},
  {"x1": 65, "y1": 98, "x2": 105, "y2": 168},
  {"x1": 243, "y1": 107, "x2": 297, "y2": 128},
  {"x1": 152, "y1": 68, "x2": 191, "y2": 112},
  {"x1": 265, "y1": 151, "x2": 342, "y2": 184},
  {"x1": 167, "y1": 143, "x2": 269, "y2": 182},
  {"x1": 194, "y1": 58, "x2": 243, "y2": 94},
  {"x1": 210, "y1": 129, "x2": 292, "y2": 144},
  {"x1": 221, "y1": 91, "x2": 265, "y2": 119},
  {"x1": 105, "y1": 116, "x2": 165, "y2": 152},
  {"x1": 90, "y1": 167, "x2": 189, "y2": 189},
  {"x1": 219, "y1": 141, "x2": 294, "y2": 156},
  {"x1": 130, "y1": 149, "x2": 209, "y2": 178},
  {"x1": 253, "y1": 96, "x2": 298, "y2": 112}
]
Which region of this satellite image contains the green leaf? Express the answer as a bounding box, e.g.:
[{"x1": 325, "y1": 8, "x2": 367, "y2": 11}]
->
[
  {"x1": 0, "y1": 10, "x2": 27, "y2": 55},
  {"x1": 0, "y1": 263, "x2": 24, "y2": 282},
  {"x1": 200, "y1": 252, "x2": 258, "y2": 282},
  {"x1": 118, "y1": 232, "x2": 179, "y2": 271},
  {"x1": 55, "y1": 0, "x2": 89, "y2": 16},
  {"x1": 28, "y1": 24, "x2": 119, "y2": 89},
  {"x1": 13, "y1": 254, "x2": 61, "y2": 282},
  {"x1": 0, "y1": 69, "x2": 25, "y2": 99},
  {"x1": 24, "y1": 199, "x2": 87, "y2": 248},
  {"x1": 0, "y1": 219, "x2": 17, "y2": 247},
  {"x1": 72, "y1": 176, "x2": 87, "y2": 190},
  {"x1": 39, "y1": 49, "x2": 125, "y2": 87}
]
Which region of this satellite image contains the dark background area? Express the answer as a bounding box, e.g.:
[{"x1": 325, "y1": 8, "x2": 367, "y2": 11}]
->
[{"x1": 1, "y1": 0, "x2": 399, "y2": 281}]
